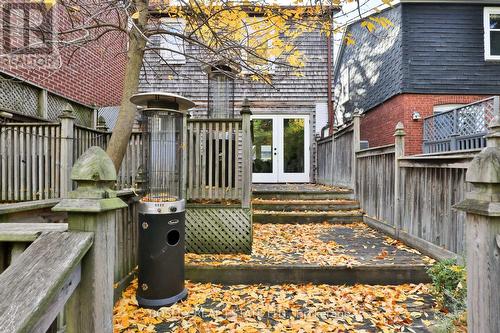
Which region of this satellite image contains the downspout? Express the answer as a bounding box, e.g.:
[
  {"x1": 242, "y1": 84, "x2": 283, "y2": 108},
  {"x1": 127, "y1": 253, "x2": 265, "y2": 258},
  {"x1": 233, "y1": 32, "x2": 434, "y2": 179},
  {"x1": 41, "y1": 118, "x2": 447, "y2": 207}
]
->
[{"x1": 327, "y1": 10, "x2": 334, "y2": 135}]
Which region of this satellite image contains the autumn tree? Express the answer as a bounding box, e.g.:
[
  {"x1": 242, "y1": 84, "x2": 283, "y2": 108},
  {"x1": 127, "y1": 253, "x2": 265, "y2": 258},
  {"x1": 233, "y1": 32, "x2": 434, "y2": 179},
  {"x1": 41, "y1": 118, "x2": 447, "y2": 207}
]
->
[{"x1": 1, "y1": 0, "x2": 393, "y2": 170}]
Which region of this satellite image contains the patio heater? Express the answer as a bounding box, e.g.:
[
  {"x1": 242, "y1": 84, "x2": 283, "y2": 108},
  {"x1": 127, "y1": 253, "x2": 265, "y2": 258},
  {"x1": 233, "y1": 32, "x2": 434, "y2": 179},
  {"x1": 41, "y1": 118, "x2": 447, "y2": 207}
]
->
[{"x1": 131, "y1": 92, "x2": 195, "y2": 308}]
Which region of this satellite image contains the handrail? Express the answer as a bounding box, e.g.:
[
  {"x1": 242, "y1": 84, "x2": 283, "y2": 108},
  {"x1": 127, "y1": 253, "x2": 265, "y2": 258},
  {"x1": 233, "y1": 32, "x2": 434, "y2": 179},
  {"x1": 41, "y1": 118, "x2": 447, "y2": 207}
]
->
[{"x1": 0, "y1": 231, "x2": 93, "y2": 333}]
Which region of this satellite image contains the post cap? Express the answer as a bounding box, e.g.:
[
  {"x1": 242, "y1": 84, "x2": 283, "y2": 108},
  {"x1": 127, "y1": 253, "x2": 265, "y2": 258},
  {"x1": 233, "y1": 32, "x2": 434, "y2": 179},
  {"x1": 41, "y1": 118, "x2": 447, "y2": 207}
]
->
[
  {"x1": 59, "y1": 103, "x2": 76, "y2": 119},
  {"x1": 96, "y1": 116, "x2": 108, "y2": 131},
  {"x1": 394, "y1": 122, "x2": 406, "y2": 137},
  {"x1": 52, "y1": 147, "x2": 127, "y2": 212},
  {"x1": 71, "y1": 146, "x2": 117, "y2": 182},
  {"x1": 455, "y1": 118, "x2": 500, "y2": 215},
  {"x1": 240, "y1": 98, "x2": 252, "y2": 115}
]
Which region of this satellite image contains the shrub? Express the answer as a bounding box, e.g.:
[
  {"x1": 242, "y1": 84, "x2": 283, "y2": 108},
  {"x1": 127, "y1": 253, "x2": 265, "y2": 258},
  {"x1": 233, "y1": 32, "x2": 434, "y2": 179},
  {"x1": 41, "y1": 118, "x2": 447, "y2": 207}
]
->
[{"x1": 427, "y1": 258, "x2": 467, "y2": 313}]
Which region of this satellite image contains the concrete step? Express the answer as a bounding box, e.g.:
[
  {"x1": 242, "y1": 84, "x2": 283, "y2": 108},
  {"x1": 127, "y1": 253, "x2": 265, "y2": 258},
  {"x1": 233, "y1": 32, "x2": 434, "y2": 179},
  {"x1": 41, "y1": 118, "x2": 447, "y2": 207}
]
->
[
  {"x1": 253, "y1": 190, "x2": 355, "y2": 201},
  {"x1": 252, "y1": 199, "x2": 360, "y2": 211},
  {"x1": 252, "y1": 210, "x2": 364, "y2": 224}
]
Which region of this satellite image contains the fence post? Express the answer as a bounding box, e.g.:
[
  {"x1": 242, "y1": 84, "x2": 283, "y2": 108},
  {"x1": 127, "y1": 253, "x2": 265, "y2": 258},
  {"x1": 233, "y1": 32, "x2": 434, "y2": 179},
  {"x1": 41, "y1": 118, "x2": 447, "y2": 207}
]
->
[
  {"x1": 394, "y1": 122, "x2": 406, "y2": 237},
  {"x1": 352, "y1": 113, "x2": 361, "y2": 191},
  {"x1": 96, "y1": 116, "x2": 108, "y2": 132},
  {"x1": 59, "y1": 106, "x2": 75, "y2": 198},
  {"x1": 182, "y1": 113, "x2": 188, "y2": 201},
  {"x1": 240, "y1": 98, "x2": 252, "y2": 209},
  {"x1": 454, "y1": 117, "x2": 500, "y2": 333},
  {"x1": 38, "y1": 89, "x2": 48, "y2": 119},
  {"x1": 52, "y1": 146, "x2": 127, "y2": 333}
]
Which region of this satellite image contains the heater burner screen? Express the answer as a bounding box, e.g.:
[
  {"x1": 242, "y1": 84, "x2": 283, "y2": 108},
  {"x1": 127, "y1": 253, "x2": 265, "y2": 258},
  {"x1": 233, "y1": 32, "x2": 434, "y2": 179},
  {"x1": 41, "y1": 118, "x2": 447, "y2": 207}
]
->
[{"x1": 143, "y1": 111, "x2": 183, "y2": 202}]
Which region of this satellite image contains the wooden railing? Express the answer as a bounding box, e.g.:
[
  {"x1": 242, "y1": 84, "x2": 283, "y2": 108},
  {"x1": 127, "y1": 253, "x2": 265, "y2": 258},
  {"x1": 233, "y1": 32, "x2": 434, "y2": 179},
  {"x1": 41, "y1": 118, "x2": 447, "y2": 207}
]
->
[
  {"x1": 0, "y1": 123, "x2": 62, "y2": 201},
  {"x1": 0, "y1": 147, "x2": 139, "y2": 332},
  {"x1": 423, "y1": 96, "x2": 500, "y2": 153},
  {"x1": 0, "y1": 190, "x2": 139, "y2": 290},
  {"x1": 0, "y1": 119, "x2": 144, "y2": 202},
  {"x1": 0, "y1": 228, "x2": 92, "y2": 333},
  {"x1": 186, "y1": 115, "x2": 252, "y2": 207}
]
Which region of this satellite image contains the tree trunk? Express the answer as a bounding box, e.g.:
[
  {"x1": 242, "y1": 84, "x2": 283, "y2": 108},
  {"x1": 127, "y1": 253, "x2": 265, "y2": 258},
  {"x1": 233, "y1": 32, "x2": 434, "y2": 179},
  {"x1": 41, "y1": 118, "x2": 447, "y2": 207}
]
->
[{"x1": 106, "y1": 1, "x2": 148, "y2": 171}]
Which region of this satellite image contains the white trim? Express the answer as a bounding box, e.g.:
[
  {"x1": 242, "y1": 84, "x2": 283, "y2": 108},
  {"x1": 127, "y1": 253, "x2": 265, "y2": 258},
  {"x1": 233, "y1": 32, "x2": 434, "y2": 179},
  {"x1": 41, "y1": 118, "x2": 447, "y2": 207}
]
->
[
  {"x1": 252, "y1": 115, "x2": 310, "y2": 183},
  {"x1": 484, "y1": 7, "x2": 500, "y2": 61}
]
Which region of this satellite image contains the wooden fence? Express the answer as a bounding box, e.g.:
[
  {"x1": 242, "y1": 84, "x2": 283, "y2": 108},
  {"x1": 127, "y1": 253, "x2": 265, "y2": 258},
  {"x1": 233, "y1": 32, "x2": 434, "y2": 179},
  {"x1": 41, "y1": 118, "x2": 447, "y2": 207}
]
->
[
  {"x1": 316, "y1": 115, "x2": 360, "y2": 188},
  {"x1": 317, "y1": 120, "x2": 472, "y2": 259},
  {"x1": 398, "y1": 155, "x2": 471, "y2": 255},
  {"x1": 185, "y1": 115, "x2": 252, "y2": 208},
  {"x1": 356, "y1": 144, "x2": 395, "y2": 226},
  {"x1": 0, "y1": 120, "x2": 144, "y2": 202}
]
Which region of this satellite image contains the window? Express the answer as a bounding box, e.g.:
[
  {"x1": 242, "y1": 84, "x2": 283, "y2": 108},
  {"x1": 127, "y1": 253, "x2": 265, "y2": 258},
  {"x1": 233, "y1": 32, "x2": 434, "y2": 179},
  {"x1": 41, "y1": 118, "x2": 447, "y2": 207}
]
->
[
  {"x1": 207, "y1": 65, "x2": 236, "y2": 118},
  {"x1": 159, "y1": 18, "x2": 186, "y2": 64},
  {"x1": 484, "y1": 7, "x2": 500, "y2": 60}
]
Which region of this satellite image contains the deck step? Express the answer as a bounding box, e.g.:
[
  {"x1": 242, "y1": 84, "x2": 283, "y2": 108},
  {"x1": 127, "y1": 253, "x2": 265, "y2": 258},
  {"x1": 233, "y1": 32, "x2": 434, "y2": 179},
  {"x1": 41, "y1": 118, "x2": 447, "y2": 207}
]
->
[
  {"x1": 253, "y1": 190, "x2": 354, "y2": 201},
  {"x1": 252, "y1": 210, "x2": 364, "y2": 224},
  {"x1": 252, "y1": 199, "x2": 360, "y2": 211},
  {"x1": 186, "y1": 264, "x2": 430, "y2": 285}
]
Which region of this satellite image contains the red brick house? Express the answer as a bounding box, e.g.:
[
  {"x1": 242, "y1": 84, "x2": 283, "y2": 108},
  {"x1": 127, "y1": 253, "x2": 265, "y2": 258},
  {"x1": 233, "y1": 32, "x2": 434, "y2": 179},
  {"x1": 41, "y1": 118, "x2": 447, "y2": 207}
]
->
[
  {"x1": 0, "y1": 2, "x2": 127, "y2": 124},
  {"x1": 333, "y1": 0, "x2": 500, "y2": 155}
]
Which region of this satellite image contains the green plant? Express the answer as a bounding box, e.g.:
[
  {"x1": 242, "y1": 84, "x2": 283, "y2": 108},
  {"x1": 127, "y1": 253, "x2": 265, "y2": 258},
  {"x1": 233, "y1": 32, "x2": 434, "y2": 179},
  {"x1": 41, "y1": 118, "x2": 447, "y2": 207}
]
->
[{"x1": 427, "y1": 258, "x2": 467, "y2": 313}]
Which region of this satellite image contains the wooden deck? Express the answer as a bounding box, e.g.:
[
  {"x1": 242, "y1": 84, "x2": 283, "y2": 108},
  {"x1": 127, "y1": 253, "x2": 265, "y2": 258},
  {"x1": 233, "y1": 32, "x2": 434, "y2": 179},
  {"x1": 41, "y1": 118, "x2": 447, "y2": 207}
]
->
[{"x1": 185, "y1": 223, "x2": 434, "y2": 285}]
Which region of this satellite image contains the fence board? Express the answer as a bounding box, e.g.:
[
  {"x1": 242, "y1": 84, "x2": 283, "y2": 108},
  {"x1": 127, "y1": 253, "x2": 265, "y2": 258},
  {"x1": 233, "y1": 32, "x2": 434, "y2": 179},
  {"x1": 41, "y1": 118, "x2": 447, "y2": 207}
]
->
[
  {"x1": 316, "y1": 125, "x2": 354, "y2": 187},
  {"x1": 356, "y1": 145, "x2": 396, "y2": 226}
]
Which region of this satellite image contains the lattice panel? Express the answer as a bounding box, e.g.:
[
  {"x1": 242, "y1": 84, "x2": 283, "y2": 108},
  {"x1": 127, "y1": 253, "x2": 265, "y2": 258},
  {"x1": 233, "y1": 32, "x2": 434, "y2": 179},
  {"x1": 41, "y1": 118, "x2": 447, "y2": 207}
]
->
[
  {"x1": 47, "y1": 94, "x2": 93, "y2": 126},
  {"x1": 186, "y1": 207, "x2": 252, "y2": 254},
  {"x1": 457, "y1": 99, "x2": 494, "y2": 136},
  {"x1": 0, "y1": 77, "x2": 39, "y2": 117},
  {"x1": 424, "y1": 97, "x2": 498, "y2": 143},
  {"x1": 424, "y1": 111, "x2": 454, "y2": 142}
]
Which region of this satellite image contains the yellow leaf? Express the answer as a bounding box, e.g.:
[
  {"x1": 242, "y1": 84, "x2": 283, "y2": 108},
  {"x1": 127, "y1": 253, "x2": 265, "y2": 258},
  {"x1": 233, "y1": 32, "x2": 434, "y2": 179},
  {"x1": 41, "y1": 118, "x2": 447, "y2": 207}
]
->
[
  {"x1": 131, "y1": 11, "x2": 140, "y2": 20},
  {"x1": 361, "y1": 20, "x2": 376, "y2": 33}
]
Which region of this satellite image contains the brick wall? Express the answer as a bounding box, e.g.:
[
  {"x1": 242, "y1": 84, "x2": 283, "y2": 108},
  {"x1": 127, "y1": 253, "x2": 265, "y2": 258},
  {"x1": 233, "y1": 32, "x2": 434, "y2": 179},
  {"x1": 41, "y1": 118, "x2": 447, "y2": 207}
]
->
[
  {"x1": 361, "y1": 93, "x2": 488, "y2": 155},
  {"x1": 0, "y1": 5, "x2": 127, "y2": 107}
]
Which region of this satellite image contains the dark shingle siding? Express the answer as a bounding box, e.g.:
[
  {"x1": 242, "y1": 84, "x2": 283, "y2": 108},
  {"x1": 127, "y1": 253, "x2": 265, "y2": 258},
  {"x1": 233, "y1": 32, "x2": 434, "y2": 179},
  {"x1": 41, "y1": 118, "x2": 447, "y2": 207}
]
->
[
  {"x1": 333, "y1": 5, "x2": 404, "y2": 114},
  {"x1": 402, "y1": 3, "x2": 500, "y2": 94}
]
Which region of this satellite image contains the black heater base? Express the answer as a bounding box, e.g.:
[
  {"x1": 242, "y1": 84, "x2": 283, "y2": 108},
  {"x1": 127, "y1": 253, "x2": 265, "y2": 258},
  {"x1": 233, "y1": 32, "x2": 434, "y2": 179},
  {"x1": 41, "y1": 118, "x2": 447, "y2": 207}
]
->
[
  {"x1": 137, "y1": 207, "x2": 187, "y2": 309},
  {"x1": 137, "y1": 288, "x2": 188, "y2": 309}
]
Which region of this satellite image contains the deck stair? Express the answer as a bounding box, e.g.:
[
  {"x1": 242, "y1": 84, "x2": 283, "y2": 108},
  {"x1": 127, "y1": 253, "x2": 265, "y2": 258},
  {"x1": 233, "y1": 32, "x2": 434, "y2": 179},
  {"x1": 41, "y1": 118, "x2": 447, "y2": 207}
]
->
[
  {"x1": 252, "y1": 184, "x2": 363, "y2": 224},
  {"x1": 185, "y1": 184, "x2": 433, "y2": 286}
]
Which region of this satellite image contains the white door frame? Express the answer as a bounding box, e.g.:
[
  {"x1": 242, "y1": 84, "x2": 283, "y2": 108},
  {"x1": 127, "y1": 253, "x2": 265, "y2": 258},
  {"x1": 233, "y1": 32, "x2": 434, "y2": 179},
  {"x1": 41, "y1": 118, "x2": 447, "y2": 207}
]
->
[{"x1": 252, "y1": 114, "x2": 310, "y2": 183}]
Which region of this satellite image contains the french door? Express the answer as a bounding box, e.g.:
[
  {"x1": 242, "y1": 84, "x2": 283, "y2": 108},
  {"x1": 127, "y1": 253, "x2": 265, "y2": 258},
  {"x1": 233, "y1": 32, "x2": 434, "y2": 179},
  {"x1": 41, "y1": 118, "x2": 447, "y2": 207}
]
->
[{"x1": 252, "y1": 115, "x2": 310, "y2": 183}]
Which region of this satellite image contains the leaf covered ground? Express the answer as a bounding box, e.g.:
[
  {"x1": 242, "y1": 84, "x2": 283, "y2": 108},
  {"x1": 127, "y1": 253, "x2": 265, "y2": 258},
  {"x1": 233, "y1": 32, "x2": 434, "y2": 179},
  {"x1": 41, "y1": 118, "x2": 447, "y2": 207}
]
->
[
  {"x1": 186, "y1": 223, "x2": 436, "y2": 267},
  {"x1": 114, "y1": 280, "x2": 436, "y2": 333}
]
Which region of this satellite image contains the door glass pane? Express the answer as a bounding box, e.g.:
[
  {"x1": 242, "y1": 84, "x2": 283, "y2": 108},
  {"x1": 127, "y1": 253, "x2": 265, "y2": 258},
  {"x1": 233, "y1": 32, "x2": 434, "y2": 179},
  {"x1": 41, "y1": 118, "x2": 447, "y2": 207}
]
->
[
  {"x1": 252, "y1": 119, "x2": 273, "y2": 173},
  {"x1": 283, "y1": 118, "x2": 304, "y2": 173}
]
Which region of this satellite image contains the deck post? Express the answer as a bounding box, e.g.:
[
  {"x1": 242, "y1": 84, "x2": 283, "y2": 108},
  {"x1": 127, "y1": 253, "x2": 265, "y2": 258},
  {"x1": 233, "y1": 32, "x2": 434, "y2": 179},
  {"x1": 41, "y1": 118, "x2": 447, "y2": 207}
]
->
[
  {"x1": 240, "y1": 98, "x2": 252, "y2": 209},
  {"x1": 394, "y1": 122, "x2": 405, "y2": 237},
  {"x1": 352, "y1": 113, "x2": 361, "y2": 191},
  {"x1": 59, "y1": 107, "x2": 75, "y2": 198},
  {"x1": 454, "y1": 116, "x2": 500, "y2": 333},
  {"x1": 52, "y1": 146, "x2": 127, "y2": 333}
]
